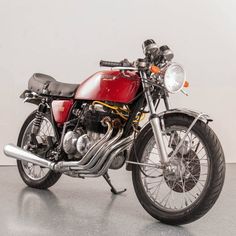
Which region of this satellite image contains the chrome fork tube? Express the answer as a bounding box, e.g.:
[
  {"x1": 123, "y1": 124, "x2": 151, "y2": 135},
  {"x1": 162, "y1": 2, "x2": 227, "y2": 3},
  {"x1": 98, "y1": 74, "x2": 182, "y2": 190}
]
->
[{"x1": 140, "y1": 71, "x2": 169, "y2": 163}]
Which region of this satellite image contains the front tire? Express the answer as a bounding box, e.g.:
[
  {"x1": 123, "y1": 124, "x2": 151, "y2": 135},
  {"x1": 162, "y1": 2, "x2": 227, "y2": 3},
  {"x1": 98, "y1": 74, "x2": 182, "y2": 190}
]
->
[
  {"x1": 132, "y1": 114, "x2": 225, "y2": 225},
  {"x1": 17, "y1": 111, "x2": 61, "y2": 189}
]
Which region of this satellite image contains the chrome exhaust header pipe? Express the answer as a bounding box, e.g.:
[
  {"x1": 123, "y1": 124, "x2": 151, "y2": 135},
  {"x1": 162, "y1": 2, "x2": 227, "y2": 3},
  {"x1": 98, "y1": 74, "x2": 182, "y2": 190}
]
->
[
  {"x1": 64, "y1": 137, "x2": 133, "y2": 178},
  {"x1": 3, "y1": 144, "x2": 55, "y2": 170},
  {"x1": 54, "y1": 120, "x2": 114, "y2": 172},
  {"x1": 80, "y1": 137, "x2": 133, "y2": 178},
  {"x1": 74, "y1": 120, "x2": 113, "y2": 166},
  {"x1": 69, "y1": 128, "x2": 124, "y2": 173}
]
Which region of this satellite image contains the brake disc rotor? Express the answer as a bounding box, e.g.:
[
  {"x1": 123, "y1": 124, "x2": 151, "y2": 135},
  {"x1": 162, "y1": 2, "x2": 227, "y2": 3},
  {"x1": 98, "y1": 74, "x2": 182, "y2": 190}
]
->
[{"x1": 164, "y1": 150, "x2": 201, "y2": 193}]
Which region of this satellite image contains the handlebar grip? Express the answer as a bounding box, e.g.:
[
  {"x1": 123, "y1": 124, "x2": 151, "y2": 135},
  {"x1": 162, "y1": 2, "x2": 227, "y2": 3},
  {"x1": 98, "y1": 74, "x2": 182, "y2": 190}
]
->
[{"x1": 100, "y1": 60, "x2": 123, "y2": 67}]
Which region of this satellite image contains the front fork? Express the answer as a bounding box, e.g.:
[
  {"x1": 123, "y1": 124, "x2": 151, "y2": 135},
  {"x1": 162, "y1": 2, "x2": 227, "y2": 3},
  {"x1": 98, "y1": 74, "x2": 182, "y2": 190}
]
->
[{"x1": 140, "y1": 72, "x2": 169, "y2": 164}]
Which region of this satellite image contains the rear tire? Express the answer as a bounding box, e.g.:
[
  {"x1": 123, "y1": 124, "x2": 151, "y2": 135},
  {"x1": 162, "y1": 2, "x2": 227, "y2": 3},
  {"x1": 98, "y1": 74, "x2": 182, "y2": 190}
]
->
[
  {"x1": 132, "y1": 114, "x2": 225, "y2": 225},
  {"x1": 17, "y1": 111, "x2": 61, "y2": 189}
]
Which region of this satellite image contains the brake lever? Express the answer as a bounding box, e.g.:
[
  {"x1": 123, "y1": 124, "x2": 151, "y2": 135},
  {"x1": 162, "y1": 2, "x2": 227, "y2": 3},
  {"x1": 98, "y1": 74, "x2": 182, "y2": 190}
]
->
[{"x1": 121, "y1": 58, "x2": 132, "y2": 67}]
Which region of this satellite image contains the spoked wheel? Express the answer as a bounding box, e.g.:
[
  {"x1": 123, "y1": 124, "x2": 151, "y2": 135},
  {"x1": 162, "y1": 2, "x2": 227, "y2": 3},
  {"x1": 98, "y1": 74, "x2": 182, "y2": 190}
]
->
[
  {"x1": 132, "y1": 114, "x2": 225, "y2": 225},
  {"x1": 141, "y1": 128, "x2": 208, "y2": 210},
  {"x1": 17, "y1": 111, "x2": 61, "y2": 189}
]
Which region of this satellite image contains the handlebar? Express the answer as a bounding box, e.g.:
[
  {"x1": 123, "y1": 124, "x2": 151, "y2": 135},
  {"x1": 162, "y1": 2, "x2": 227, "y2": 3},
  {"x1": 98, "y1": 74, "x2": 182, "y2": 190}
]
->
[
  {"x1": 100, "y1": 59, "x2": 133, "y2": 68},
  {"x1": 100, "y1": 40, "x2": 173, "y2": 70},
  {"x1": 100, "y1": 60, "x2": 123, "y2": 67}
]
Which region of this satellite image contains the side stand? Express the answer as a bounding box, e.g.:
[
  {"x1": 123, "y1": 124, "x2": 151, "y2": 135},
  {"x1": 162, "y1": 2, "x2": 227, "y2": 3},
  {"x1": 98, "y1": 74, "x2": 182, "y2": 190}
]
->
[{"x1": 103, "y1": 172, "x2": 127, "y2": 195}]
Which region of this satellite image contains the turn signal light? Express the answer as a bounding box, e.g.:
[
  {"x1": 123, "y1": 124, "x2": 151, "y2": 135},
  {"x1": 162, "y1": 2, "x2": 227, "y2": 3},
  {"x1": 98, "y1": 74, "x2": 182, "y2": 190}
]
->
[
  {"x1": 150, "y1": 65, "x2": 160, "y2": 74},
  {"x1": 184, "y1": 81, "x2": 189, "y2": 88}
]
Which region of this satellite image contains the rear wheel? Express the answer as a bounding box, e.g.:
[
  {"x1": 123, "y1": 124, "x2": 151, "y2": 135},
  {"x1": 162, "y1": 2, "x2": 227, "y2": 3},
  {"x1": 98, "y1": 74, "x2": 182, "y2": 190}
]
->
[
  {"x1": 132, "y1": 114, "x2": 225, "y2": 225},
  {"x1": 17, "y1": 111, "x2": 61, "y2": 189}
]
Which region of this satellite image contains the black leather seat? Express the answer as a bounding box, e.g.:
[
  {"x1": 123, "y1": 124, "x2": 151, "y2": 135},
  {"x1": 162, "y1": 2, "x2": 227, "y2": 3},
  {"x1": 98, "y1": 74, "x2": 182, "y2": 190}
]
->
[{"x1": 28, "y1": 73, "x2": 79, "y2": 98}]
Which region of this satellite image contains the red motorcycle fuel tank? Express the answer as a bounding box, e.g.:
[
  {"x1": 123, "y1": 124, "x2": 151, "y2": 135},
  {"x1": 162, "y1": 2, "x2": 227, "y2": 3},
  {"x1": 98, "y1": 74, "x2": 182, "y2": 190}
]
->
[{"x1": 75, "y1": 70, "x2": 141, "y2": 103}]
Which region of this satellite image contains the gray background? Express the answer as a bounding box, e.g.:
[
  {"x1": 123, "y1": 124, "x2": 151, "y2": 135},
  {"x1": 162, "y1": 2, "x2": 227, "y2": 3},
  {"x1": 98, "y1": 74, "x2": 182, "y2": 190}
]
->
[{"x1": 0, "y1": 0, "x2": 235, "y2": 165}]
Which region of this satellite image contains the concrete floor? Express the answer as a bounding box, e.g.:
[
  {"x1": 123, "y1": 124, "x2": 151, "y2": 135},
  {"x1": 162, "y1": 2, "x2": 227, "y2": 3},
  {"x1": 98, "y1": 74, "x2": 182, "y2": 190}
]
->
[{"x1": 0, "y1": 164, "x2": 235, "y2": 236}]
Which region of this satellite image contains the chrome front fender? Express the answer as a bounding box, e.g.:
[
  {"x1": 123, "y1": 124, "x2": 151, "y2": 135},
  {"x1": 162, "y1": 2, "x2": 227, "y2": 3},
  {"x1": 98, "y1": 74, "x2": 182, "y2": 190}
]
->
[
  {"x1": 157, "y1": 108, "x2": 213, "y2": 123},
  {"x1": 157, "y1": 109, "x2": 212, "y2": 159}
]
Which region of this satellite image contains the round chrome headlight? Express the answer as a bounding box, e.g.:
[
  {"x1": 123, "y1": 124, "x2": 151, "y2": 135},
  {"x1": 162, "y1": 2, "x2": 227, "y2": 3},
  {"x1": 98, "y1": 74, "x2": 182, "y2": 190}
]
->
[{"x1": 164, "y1": 63, "x2": 185, "y2": 93}]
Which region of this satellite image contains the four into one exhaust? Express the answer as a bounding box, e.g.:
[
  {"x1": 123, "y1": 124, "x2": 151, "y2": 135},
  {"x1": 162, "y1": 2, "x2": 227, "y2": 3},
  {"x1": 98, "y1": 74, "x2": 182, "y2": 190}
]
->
[{"x1": 3, "y1": 120, "x2": 133, "y2": 176}]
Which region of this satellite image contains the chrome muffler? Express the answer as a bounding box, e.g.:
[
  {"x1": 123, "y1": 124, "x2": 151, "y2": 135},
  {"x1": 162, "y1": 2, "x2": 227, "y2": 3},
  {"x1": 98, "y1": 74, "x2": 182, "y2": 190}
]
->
[{"x1": 3, "y1": 144, "x2": 56, "y2": 170}]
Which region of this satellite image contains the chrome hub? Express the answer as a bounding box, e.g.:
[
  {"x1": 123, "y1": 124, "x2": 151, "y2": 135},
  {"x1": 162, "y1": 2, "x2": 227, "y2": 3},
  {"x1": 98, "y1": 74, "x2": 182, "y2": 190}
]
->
[
  {"x1": 164, "y1": 150, "x2": 201, "y2": 193},
  {"x1": 164, "y1": 157, "x2": 186, "y2": 182}
]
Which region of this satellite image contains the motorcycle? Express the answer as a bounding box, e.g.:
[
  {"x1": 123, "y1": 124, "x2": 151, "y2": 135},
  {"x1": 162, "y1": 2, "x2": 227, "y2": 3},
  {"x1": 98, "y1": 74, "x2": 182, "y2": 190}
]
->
[{"x1": 4, "y1": 39, "x2": 225, "y2": 225}]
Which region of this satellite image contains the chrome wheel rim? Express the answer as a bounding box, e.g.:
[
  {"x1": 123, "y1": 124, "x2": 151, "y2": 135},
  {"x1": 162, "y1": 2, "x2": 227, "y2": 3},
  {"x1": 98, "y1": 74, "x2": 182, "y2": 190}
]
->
[
  {"x1": 21, "y1": 117, "x2": 54, "y2": 180},
  {"x1": 140, "y1": 126, "x2": 209, "y2": 212}
]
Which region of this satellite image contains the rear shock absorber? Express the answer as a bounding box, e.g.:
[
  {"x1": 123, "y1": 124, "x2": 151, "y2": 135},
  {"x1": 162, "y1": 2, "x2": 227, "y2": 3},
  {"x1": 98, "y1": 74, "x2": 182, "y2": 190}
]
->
[{"x1": 30, "y1": 98, "x2": 48, "y2": 144}]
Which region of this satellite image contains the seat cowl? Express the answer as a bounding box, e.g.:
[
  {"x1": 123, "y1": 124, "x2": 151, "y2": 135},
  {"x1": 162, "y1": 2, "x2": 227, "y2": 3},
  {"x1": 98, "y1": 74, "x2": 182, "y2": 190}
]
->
[{"x1": 28, "y1": 73, "x2": 79, "y2": 98}]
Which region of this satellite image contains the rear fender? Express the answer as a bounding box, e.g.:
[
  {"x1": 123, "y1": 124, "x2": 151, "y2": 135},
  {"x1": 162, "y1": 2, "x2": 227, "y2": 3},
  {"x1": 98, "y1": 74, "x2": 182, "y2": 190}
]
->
[{"x1": 20, "y1": 90, "x2": 41, "y2": 105}]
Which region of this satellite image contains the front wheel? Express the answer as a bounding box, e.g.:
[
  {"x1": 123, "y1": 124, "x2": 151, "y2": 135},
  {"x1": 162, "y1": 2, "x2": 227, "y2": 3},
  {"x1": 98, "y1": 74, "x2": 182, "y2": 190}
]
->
[{"x1": 132, "y1": 114, "x2": 225, "y2": 225}]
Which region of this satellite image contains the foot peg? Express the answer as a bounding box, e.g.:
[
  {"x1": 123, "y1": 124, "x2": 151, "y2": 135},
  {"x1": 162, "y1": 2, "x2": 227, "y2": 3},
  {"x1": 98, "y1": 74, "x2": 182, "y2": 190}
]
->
[{"x1": 103, "y1": 173, "x2": 126, "y2": 195}]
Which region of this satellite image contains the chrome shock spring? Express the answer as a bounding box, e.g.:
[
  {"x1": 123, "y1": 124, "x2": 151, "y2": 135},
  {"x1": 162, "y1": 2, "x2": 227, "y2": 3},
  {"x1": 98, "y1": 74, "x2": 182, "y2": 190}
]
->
[
  {"x1": 31, "y1": 98, "x2": 47, "y2": 135},
  {"x1": 32, "y1": 110, "x2": 43, "y2": 133}
]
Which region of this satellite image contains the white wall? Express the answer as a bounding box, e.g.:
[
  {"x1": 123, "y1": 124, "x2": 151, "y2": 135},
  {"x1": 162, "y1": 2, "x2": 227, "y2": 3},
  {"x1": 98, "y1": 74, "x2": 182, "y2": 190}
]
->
[{"x1": 0, "y1": 0, "x2": 235, "y2": 164}]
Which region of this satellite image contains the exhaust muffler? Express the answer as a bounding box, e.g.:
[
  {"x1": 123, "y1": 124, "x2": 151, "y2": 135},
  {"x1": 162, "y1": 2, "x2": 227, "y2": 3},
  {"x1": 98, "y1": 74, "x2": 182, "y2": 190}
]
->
[{"x1": 3, "y1": 144, "x2": 56, "y2": 170}]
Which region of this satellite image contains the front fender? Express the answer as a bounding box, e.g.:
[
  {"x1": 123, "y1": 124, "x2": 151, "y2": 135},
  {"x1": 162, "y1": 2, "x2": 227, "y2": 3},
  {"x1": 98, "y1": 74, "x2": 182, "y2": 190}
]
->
[
  {"x1": 157, "y1": 108, "x2": 212, "y2": 123},
  {"x1": 126, "y1": 108, "x2": 212, "y2": 171}
]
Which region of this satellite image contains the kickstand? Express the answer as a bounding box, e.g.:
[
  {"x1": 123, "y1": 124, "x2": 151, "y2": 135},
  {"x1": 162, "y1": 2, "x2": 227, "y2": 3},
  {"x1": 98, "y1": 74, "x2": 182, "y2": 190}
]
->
[{"x1": 103, "y1": 172, "x2": 127, "y2": 195}]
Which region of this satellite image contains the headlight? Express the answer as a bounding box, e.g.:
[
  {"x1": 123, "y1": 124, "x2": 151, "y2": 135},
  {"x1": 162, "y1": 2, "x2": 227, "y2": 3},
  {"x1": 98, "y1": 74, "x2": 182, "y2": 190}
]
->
[{"x1": 164, "y1": 63, "x2": 185, "y2": 93}]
